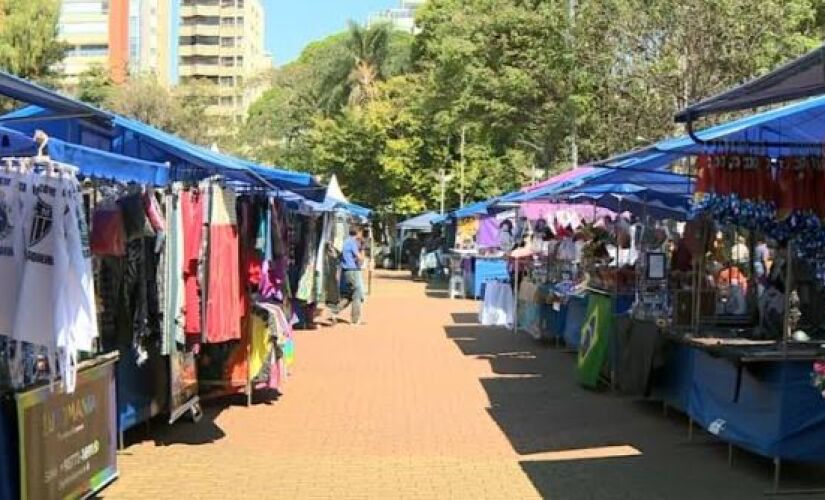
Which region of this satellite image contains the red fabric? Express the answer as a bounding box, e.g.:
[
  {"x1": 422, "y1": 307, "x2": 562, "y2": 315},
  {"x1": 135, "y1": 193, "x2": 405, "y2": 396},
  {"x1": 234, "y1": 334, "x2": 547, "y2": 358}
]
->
[
  {"x1": 726, "y1": 155, "x2": 743, "y2": 198},
  {"x1": 777, "y1": 157, "x2": 799, "y2": 218},
  {"x1": 815, "y1": 158, "x2": 825, "y2": 218},
  {"x1": 712, "y1": 155, "x2": 730, "y2": 195},
  {"x1": 739, "y1": 156, "x2": 759, "y2": 200},
  {"x1": 181, "y1": 190, "x2": 204, "y2": 336},
  {"x1": 204, "y1": 224, "x2": 243, "y2": 343},
  {"x1": 90, "y1": 206, "x2": 126, "y2": 256},
  {"x1": 755, "y1": 157, "x2": 774, "y2": 202},
  {"x1": 694, "y1": 155, "x2": 711, "y2": 195},
  {"x1": 800, "y1": 157, "x2": 817, "y2": 212}
]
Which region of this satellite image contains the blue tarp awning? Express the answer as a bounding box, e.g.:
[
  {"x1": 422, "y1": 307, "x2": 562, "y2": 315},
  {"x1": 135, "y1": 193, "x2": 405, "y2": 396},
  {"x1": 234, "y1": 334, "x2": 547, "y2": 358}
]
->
[
  {"x1": 453, "y1": 200, "x2": 497, "y2": 219},
  {"x1": 0, "y1": 71, "x2": 110, "y2": 124},
  {"x1": 0, "y1": 126, "x2": 169, "y2": 185},
  {"x1": 0, "y1": 105, "x2": 324, "y2": 196}
]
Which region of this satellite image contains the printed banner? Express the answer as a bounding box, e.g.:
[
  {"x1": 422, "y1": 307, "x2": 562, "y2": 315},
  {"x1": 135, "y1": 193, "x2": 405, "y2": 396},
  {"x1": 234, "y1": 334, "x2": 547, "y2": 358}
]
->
[
  {"x1": 16, "y1": 355, "x2": 118, "y2": 500},
  {"x1": 577, "y1": 292, "x2": 613, "y2": 388}
]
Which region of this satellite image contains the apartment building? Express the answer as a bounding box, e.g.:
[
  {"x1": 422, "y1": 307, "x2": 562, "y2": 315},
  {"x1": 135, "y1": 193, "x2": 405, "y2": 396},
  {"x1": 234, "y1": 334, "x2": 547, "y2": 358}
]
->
[
  {"x1": 178, "y1": 0, "x2": 271, "y2": 121},
  {"x1": 57, "y1": 0, "x2": 121, "y2": 84},
  {"x1": 57, "y1": 0, "x2": 174, "y2": 86},
  {"x1": 367, "y1": 0, "x2": 425, "y2": 33}
]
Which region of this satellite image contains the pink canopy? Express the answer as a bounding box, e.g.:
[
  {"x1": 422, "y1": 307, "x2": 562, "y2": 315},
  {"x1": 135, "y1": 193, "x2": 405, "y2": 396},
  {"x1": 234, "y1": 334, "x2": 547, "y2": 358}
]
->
[{"x1": 517, "y1": 168, "x2": 614, "y2": 221}]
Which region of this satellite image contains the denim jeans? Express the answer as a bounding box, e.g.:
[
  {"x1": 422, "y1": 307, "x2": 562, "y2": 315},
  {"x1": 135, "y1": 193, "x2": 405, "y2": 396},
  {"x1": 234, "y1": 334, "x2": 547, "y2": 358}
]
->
[{"x1": 343, "y1": 269, "x2": 364, "y2": 323}]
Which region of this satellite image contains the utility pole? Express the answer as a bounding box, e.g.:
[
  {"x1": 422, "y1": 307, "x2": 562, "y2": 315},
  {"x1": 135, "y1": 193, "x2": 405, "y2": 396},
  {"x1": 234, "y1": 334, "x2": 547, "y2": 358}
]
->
[
  {"x1": 439, "y1": 168, "x2": 447, "y2": 214},
  {"x1": 459, "y1": 125, "x2": 466, "y2": 207},
  {"x1": 568, "y1": 0, "x2": 578, "y2": 170}
]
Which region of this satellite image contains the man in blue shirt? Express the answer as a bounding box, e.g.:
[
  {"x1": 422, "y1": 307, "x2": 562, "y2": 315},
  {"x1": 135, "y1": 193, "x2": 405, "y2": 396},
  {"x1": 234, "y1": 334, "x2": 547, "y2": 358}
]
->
[{"x1": 338, "y1": 228, "x2": 365, "y2": 325}]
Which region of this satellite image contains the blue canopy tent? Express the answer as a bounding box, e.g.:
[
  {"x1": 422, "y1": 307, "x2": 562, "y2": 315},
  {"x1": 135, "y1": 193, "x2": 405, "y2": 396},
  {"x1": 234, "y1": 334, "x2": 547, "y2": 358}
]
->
[
  {"x1": 397, "y1": 211, "x2": 440, "y2": 232},
  {"x1": 0, "y1": 126, "x2": 169, "y2": 185},
  {"x1": 0, "y1": 104, "x2": 325, "y2": 197},
  {"x1": 0, "y1": 71, "x2": 110, "y2": 125},
  {"x1": 452, "y1": 199, "x2": 498, "y2": 219},
  {"x1": 510, "y1": 167, "x2": 694, "y2": 220}
]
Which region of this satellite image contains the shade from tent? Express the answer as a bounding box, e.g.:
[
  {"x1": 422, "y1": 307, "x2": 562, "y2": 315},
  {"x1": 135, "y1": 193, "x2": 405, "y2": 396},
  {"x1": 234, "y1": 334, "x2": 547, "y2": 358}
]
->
[
  {"x1": 397, "y1": 211, "x2": 440, "y2": 232},
  {"x1": 675, "y1": 45, "x2": 825, "y2": 122}
]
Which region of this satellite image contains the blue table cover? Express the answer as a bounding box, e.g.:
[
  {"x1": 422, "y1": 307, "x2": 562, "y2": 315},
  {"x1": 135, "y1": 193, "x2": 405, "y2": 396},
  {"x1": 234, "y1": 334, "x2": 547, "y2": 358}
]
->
[{"x1": 687, "y1": 350, "x2": 825, "y2": 462}]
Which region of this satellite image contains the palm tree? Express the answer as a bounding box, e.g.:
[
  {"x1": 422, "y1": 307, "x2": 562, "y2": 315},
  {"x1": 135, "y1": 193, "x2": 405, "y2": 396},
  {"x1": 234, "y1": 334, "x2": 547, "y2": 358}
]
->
[{"x1": 344, "y1": 21, "x2": 390, "y2": 106}]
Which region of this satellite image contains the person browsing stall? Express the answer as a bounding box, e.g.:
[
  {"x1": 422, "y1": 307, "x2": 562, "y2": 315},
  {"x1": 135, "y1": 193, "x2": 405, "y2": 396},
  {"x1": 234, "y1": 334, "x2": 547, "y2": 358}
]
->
[{"x1": 341, "y1": 228, "x2": 366, "y2": 325}]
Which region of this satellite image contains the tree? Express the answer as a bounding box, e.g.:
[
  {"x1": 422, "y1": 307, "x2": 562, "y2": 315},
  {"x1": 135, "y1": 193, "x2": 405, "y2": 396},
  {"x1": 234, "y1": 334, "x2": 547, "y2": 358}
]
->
[
  {"x1": 241, "y1": 26, "x2": 414, "y2": 169},
  {"x1": 105, "y1": 74, "x2": 219, "y2": 146},
  {"x1": 75, "y1": 64, "x2": 114, "y2": 106},
  {"x1": 0, "y1": 0, "x2": 65, "y2": 83}
]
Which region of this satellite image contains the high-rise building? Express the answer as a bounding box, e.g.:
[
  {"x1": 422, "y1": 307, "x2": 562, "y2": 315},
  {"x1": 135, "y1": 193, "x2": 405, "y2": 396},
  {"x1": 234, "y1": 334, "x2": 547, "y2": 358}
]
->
[
  {"x1": 367, "y1": 0, "x2": 425, "y2": 33},
  {"x1": 128, "y1": 0, "x2": 175, "y2": 86},
  {"x1": 57, "y1": 0, "x2": 120, "y2": 84},
  {"x1": 57, "y1": 0, "x2": 174, "y2": 86},
  {"x1": 178, "y1": 0, "x2": 271, "y2": 121}
]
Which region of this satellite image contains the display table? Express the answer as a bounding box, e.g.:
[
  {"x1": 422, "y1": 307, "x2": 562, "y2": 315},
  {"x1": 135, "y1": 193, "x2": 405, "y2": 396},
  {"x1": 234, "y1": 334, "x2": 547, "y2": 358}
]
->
[
  {"x1": 479, "y1": 281, "x2": 514, "y2": 327},
  {"x1": 460, "y1": 255, "x2": 509, "y2": 299},
  {"x1": 652, "y1": 334, "x2": 825, "y2": 462},
  {"x1": 563, "y1": 294, "x2": 588, "y2": 349}
]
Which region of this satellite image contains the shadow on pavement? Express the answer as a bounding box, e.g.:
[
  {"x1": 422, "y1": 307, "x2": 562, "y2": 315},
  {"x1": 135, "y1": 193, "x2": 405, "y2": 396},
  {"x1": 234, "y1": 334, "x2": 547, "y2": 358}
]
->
[
  {"x1": 123, "y1": 390, "x2": 282, "y2": 448},
  {"x1": 425, "y1": 280, "x2": 449, "y2": 299},
  {"x1": 451, "y1": 313, "x2": 479, "y2": 324},
  {"x1": 444, "y1": 320, "x2": 825, "y2": 498}
]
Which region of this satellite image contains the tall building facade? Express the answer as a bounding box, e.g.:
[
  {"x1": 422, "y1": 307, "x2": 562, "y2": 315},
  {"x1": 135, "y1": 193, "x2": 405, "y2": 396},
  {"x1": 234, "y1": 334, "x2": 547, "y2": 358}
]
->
[
  {"x1": 367, "y1": 0, "x2": 425, "y2": 33},
  {"x1": 178, "y1": 0, "x2": 271, "y2": 121},
  {"x1": 57, "y1": 0, "x2": 174, "y2": 86},
  {"x1": 57, "y1": 0, "x2": 118, "y2": 84}
]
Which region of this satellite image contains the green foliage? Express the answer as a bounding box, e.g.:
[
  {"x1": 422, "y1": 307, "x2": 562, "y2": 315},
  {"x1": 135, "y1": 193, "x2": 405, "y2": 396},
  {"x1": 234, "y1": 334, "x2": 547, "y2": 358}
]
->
[
  {"x1": 104, "y1": 75, "x2": 220, "y2": 146},
  {"x1": 243, "y1": 1, "x2": 825, "y2": 216},
  {"x1": 75, "y1": 64, "x2": 114, "y2": 107},
  {"x1": 0, "y1": 0, "x2": 65, "y2": 83}
]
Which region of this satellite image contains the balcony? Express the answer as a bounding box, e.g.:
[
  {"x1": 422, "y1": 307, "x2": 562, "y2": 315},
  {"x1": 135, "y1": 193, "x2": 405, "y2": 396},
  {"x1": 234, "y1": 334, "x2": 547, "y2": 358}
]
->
[
  {"x1": 179, "y1": 64, "x2": 222, "y2": 77},
  {"x1": 178, "y1": 45, "x2": 220, "y2": 57},
  {"x1": 179, "y1": 24, "x2": 220, "y2": 37},
  {"x1": 181, "y1": 5, "x2": 221, "y2": 17}
]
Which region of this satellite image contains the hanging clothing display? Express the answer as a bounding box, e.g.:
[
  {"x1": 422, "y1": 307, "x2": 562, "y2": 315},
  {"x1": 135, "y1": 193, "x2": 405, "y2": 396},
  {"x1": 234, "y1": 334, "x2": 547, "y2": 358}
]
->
[
  {"x1": 202, "y1": 182, "x2": 243, "y2": 343},
  {"x1": 5, "y1": 160, "x2": 98, "y2": 393},
  {"x1": 0, "y1": 166, "x2": 28, "y2": 336},
  {"x1": 162, "y1": 186, "x2": 185, "y2": 355},
  {"x1": 180, "y1": 188, "x2": 204, "y2": 337},
  {"x1": 295, "y1": 216, "x2": 319, "y2": 303}
]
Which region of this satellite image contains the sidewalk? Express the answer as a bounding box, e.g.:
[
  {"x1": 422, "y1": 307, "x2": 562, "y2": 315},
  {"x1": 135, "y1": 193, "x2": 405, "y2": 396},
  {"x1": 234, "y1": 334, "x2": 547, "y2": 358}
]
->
[{"x1": 103, "y1": 272, "x2": 811, "y2": 499}]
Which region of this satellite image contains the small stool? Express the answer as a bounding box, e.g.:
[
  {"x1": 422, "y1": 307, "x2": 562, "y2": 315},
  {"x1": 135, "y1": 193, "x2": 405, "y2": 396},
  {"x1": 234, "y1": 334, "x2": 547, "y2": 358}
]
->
[{"x1": 449, "y1": 272, "x2": 465, "y2": 299}]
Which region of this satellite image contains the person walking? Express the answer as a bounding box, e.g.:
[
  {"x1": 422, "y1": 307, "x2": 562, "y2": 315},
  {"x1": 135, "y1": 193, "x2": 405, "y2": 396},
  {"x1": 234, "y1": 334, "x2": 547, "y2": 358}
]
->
[{"x1": 340, "y1": 227, "x2": 365, "y2": 325}]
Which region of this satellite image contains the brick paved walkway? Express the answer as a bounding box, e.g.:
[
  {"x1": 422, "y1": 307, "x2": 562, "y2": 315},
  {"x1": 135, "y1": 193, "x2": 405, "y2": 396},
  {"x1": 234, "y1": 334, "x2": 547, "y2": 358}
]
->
[{"x1": 103, "y1": 272, "x2": 817, "y2": 499}]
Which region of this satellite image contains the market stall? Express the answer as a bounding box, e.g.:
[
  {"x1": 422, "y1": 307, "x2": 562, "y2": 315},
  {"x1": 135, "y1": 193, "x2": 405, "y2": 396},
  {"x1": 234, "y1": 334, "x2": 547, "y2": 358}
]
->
[{"x1": 0, "y1": 70, "x2": 352, "y2": 499}]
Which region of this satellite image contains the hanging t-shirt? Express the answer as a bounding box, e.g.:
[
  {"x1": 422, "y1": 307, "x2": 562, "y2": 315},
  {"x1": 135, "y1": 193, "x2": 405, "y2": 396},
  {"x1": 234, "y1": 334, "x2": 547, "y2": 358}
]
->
[
  {"x1": 0, "y1": 169, "x2": 28, "y2": 335},
  {"x1": 14, "y1": 171, "x2": 97, "y2": 392}
]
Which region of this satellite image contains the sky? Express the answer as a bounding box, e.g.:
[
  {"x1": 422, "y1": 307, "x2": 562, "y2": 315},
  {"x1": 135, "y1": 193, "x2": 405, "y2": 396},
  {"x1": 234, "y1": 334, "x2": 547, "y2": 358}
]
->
[{"x1": 264, "y1": 0, "x2": 399, "y2": 66}]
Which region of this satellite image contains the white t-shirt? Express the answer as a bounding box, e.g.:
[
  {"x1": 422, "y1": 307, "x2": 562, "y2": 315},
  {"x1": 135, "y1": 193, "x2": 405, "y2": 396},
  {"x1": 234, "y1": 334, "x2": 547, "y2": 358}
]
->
[
  {"x1": 14, "y1": 172, "x2": 97, "y2": 392},
  {"x1": 0, "y1": 170, "x2": 28, "y2": 335}
]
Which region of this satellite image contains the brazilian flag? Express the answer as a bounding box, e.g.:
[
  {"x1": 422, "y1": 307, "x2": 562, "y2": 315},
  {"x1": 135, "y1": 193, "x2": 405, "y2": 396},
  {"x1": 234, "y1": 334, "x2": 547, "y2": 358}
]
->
[{"x1": 577, "y1": 292, "x2": 613, "y2": 387}]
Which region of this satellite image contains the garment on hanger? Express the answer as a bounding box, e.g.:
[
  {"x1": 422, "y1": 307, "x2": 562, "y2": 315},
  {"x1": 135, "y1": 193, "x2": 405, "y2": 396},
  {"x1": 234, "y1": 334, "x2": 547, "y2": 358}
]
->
[
  {"x1": 180, "y1": 188, "x2": 204, "y2": 337},
  {"x1": 162, "y1": 186, "x2": 185, "y2": 355},
  {"x1": 0, "y1": 166, "x2": 29, "y2": 335},
  {"x1": 12, "y1": 162, "x2": 97, "y2": 392},
  {"x1": 202, "y1": 181, "x2": 242, "y2": 343},
  {"x1": 295, "y1": 216, "x2": 319, "y2": 303}
]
